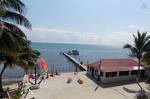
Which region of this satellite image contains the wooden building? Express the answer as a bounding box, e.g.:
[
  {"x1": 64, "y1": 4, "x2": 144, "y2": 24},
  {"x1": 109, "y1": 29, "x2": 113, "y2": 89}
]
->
[{"x1": 87, "y1": 59, "x2": 145, "y2": 83}]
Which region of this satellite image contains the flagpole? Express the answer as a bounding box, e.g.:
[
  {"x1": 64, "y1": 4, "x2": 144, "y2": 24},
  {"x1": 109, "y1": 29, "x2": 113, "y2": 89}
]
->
[{"x1": 34, "y1": 66, "x2": 37, "y2": 84}]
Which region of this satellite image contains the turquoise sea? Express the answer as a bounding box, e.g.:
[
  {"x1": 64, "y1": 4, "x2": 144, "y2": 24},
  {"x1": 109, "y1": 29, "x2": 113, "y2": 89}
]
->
[{"x1": 1, "y1": 43, "x2": 129, "y2": 79}]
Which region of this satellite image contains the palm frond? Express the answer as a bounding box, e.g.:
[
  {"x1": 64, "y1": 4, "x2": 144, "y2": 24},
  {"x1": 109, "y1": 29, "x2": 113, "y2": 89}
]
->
[
  {"x1": 123, "y1": 44, "x2": 132, "y2": 49},
  {"x1": 0, "y1": 0, "x2": 25, "y2": 13},
  {"x1": 142, "y1": 52, "x2": 150, "y2": 65},
  {"x1": 0, "y1": 20, "x2": 27, "y2": 39},
  {"x1": 0, "y1": 27, "x2": 29, "y2": 56},
  {"x1": 124, "y1": 31, "x2": 150, "y2": 59},
  {"x1": 142, "y1": 40, "x2": 150, "y2": 51},
  {"x1": 0, "y1": 29, "x2": 19, "y2": 56},
  {"x1": 133, "y1": 33, "x2": 140, "y2": 49},
  {"x1": 16, "y1": 49, "x2": 41, "y2": 73},
  {"x1": 1, "y1": 10, "x2": 31, "y2": 28}
]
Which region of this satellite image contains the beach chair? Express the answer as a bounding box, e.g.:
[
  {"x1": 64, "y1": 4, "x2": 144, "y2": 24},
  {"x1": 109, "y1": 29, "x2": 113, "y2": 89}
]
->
[
  {"x1": 30, "y1": 84, "x2": 40, "y2": 90},
  {"x1": 16, "y1": 75, "x2": 31, "y2": 99},
  {"x1": 20, "y1": 82, "x2": 39, "y2": 99},
  {"x1": 17, "y1": 75, "x2": 29, "y2": 90},
  {"x1": 22, "y1": 85, "x2": 36, "y2": 99},
  {"x1": 18, "y1": 81, "x2": 30, "y2": 99}
]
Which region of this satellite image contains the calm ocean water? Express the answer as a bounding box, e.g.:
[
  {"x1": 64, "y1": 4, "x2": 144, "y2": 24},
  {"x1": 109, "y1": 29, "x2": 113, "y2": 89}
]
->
[{"x1": 1, "y1": 43, "x2": 129, "y2": 79}]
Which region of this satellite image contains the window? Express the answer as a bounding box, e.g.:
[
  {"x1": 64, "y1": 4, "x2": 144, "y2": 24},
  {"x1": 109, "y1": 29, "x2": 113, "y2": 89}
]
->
[
  {"x1": 90, "y1": 67, "x2": 92, "y2": 71},
  {"x1": 94, "y1": 70, "x2": 103, "y2": 77},
  {"x1": 95, "y1": 70, "x2": 98, "y2": 75},
  {"x1": 100, "y1": 71, "x2": 103, "y2": 77},
  {"x1": 106, "y1": 72, "x2": 117, "y2": 78},
  {"x1": 131, "y1": 70, "x2": 138, "y2": 75},
  {"x1": 119, "y1": 71, "x2": 129, "y2": 76},
  {"x1": 106, "y1": 72, "x2": 110, "y2": 77},
  {"x1": 87, "y1": 66, "x2": 90, "y2": 71}
]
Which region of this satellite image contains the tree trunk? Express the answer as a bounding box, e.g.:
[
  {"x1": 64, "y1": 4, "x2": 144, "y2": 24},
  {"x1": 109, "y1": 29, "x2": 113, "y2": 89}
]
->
[
  {"x1": 0, "y1": 76, "x2": 4, "y2": 98},
  {"x1": 138, "y1": 58, "x2": 141, "y2": 79},
  {"x1": 137, "y1": 58, "x2": 143, "y2": 91},
  {"x1": 0, "y1": 63, "x2": 7, "y2": 97},
  {"x1": 34, "y1": 66, "x2": 37, "y2": 85}
]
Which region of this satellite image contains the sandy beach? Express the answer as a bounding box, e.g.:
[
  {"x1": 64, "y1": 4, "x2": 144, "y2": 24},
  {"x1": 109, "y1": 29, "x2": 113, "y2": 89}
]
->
[{"x1": 25, "y1": 72, "x2": 150, "y2": 99}]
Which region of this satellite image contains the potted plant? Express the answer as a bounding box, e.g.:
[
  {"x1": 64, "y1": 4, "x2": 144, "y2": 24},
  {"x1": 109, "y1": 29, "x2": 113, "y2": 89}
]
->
[
  {"x1": 77, "y1": 79, "x2": 83, "y2": 84},
  {"x1": 67, "y1": 78, "x2": 73, "y2": 84}
]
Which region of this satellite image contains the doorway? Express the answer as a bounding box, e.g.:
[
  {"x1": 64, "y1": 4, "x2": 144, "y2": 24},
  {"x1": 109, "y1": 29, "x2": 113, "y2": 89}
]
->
[{"x1": 140, "y1": 70, "x2": 145, "y2": 79}]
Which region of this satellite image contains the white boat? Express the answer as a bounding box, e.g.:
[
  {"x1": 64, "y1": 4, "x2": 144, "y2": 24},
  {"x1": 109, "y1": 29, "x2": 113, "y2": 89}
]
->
[{"x1": 67, "y1": 49, "x2": 79, "y2": 55}]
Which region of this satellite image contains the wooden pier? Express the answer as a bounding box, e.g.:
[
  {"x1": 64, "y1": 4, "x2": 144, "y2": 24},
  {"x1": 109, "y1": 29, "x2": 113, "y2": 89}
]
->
[{"x1": 63, "y1": 53, "x2": 87, "y2": 71}]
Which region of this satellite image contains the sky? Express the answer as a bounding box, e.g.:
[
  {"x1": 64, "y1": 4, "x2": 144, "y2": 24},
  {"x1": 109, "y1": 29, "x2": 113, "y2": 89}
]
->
[{"x1": 23, "y1": 0, "x2": 150, "y2": 46}]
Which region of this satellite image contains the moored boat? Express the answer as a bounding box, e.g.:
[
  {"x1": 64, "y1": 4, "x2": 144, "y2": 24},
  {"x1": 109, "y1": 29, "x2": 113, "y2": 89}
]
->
[{"x1": 67, "y1": 49, "x2": 79, "y2": 55}]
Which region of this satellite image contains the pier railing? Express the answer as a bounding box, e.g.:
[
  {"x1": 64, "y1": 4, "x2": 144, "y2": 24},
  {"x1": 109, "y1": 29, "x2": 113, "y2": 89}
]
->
[{"x1": 63, "y1": 53, "x2": 87, "y2": 71}]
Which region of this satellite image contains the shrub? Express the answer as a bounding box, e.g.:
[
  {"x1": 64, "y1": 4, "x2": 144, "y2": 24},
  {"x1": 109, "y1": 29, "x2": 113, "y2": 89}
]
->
[
  {"x1": 77, "y1": 79, "x2": 83, "y2": 84},
  {"x1": 67, "y1": 78, "x2": 73, "y2": 84},
  {"x1": 11, "y1": 89, "x2": 22, "y2": 99}
]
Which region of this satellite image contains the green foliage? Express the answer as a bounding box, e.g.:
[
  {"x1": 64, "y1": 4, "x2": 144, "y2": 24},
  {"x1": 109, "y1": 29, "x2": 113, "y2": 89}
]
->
[
  {"x1": 0, "y1": 0, "x2": 31, "y2": 28},
  {"x1": 0, "y1": 0, "x2": 33, "y2": 67},
  {"x1": 0, "y1": 0, "x2": 35, "y2": 94},
  {"x1": 0, "y1": 0, "x2": 25, "y2": 13},
  {"x1": 124, "y1": 31, "x2": 150, "y2": 60},
  {"x1": 142, "y1": 52, "x2": 150, "y2": 65},
  {"x1": 124, "y1": 31, "x2": 150, "y2": 90},
  {"x1": 11, "y1": 89, "x2": 22, "y2": 99},
  {"x1": 0, "y1": 7, "x2": 6, "y2": 15},
  {"x1": 17, "y1": 48, "x2": 41, "y2": 73}
]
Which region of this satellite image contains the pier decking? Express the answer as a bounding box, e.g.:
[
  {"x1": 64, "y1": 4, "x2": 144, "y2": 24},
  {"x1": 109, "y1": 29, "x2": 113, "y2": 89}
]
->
[{"x1": 63, "y1": 53, "x2": 87, "y2": 71}]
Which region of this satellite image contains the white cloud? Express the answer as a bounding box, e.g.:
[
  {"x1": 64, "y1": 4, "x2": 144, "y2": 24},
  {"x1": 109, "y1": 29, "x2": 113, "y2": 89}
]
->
[
  {"x1": 103, "y1": 31, "x2": 133, "y2": 46},
  {"x1": 24, "y1": 27, "x2": 134, "y2": 47},
  {"x1": 127, "y1": 25, "x2": 137, "y2": 29},
  {"x1": 119, "y1": 25, "x2": 137, "y2": 29},
  {"x1": 119, "y1": 25, "x2": 149, "y2": 31}
]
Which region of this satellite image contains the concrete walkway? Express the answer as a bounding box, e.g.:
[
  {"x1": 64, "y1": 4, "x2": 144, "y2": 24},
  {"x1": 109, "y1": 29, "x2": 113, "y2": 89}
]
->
[{"x1": 25, "y1": 72, "x2": 150, "y2": 99}]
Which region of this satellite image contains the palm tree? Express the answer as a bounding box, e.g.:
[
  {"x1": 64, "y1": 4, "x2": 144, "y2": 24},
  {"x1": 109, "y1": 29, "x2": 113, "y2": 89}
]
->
[
  {"x1": 0, "y1": 0, "x2": 32, "y2": 95},
  {"x1": 0, "y1": 0, "x2": 25, "y2": 13},
  {"x1": 0, "y1": 0, "x2": 31, "y2": 27},
  {"x1": 124, "y1": 31, "x2": 150, "y2": 91},
  {"x1": 142, "y1": 51, "x2": 150, "y2": 66},
  {"x1": 17, "y1": 48, "x2": 41, "y2": 73}
]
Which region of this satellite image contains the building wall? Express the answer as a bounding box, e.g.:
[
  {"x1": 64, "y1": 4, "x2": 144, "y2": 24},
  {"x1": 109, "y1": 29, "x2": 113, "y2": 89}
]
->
[
  {"x1": 145, "y1": 67, "x2": 150, "y2": 78},
  {"x1": 87, "y1": 66, "x2": 144, "y2": 83},
  {"x1": 87, "y1": 66, "x2": 99, "y2": 78},
  {"x1": 100, "y1": 72, "x2": 137, "y2": 83}
]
